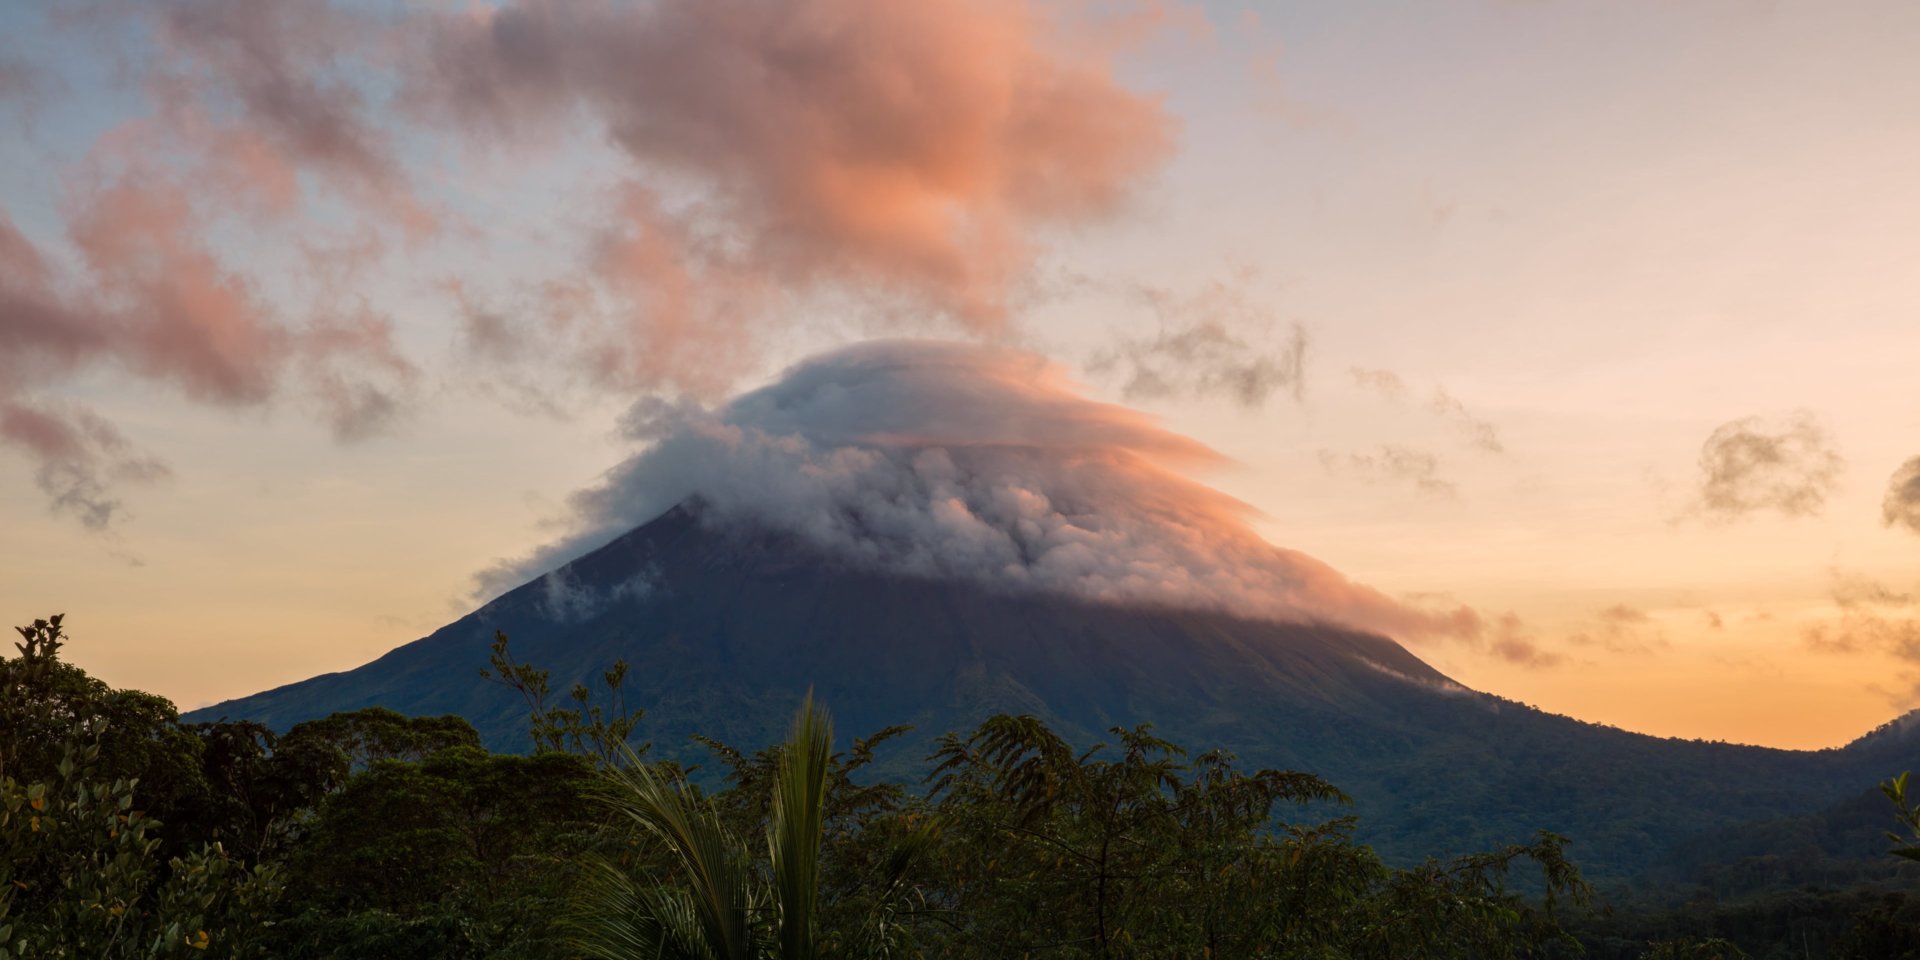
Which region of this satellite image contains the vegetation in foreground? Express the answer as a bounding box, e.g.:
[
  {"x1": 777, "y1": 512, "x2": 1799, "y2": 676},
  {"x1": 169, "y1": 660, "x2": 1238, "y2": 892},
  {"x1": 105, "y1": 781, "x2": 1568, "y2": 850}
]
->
[{"x1": 2, "y1": 615, "x2": 1917, "y2": 959}]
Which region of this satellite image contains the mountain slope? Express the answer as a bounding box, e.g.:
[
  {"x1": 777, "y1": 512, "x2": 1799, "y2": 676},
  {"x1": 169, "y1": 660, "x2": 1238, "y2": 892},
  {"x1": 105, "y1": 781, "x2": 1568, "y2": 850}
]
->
[{"x1": 187, "y1": 503, "x2": 1920, "y2": 879}]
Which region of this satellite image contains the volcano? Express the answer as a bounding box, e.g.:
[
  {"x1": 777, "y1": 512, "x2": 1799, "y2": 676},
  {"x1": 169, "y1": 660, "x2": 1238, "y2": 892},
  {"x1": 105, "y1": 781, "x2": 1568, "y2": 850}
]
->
[{"x1": 186, "y1": 500, "x2": 1920, "y2": 880}]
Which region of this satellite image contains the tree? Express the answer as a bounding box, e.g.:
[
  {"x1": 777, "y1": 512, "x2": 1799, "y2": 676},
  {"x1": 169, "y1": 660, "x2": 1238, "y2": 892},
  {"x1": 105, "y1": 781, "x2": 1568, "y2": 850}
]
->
[
  {"x1": 921, "y1": 715, "x2": 1345, "y2": 957},
  {"x1": 278, "y1": 707, "x2": 481, "y2": 771},
  {"x1": 571, "y1": 695, "x2": 929, "y2": 960},
  {"x1": 481, "y1": 631, "x2": 643, "y2": 765},
  {"x1": 0, "y1": 617, "x2": 283, "y2": 960},
  {"x1": 268, "y1": 745, "x2": 600, "y2": 960},
  {"x1": 915, "y1": 713, "x2": 1589, "y2": 959},
  {"x1": 2, "y1": 616, "x2": 210, "y2": 856},
  {"x1": 1882, "y1": 771, "x2": 1920, "y2": 862},
  {"x1": 0, "y1": 741, "x2": 283, "y2": 959}
]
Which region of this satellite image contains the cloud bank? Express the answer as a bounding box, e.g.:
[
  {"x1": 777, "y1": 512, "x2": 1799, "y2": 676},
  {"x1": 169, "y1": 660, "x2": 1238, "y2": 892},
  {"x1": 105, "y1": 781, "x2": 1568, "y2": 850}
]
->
[{"x1": 481, "y1": 340, "x2": 1549, "y2": 662}]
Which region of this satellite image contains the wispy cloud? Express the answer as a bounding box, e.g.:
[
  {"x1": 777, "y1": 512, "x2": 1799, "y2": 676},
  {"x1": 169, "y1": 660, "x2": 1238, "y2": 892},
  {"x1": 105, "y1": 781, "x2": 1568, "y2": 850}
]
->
[
  {"x1": 1090, "y1": 275, "x2": 1308, "y2": 407},
  {"x1": 1802, "y1": 571, "x2": 1920, "y2": 707},
  {"x1": 1567, "y1": 604, "x2": 1669, "y2": 655},
  {"x1": 1318, "y1": 445, "x2": 1457, "y2": 498},
  {"x1": 0, "y1": 401, "x2": 169, "y2": 530},
  {"x1": 1487, "y1": 613, "x2": 1564, "y2": 669},
  {"x1": 1348, "y1": 367, "x2": 1504, "y2": 454}
]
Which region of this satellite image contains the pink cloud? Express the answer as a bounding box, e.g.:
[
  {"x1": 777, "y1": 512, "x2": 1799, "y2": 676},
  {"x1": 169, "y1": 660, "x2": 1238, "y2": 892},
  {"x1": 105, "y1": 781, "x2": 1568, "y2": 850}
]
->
[
  {"x1": 0, "y1": 161, "x2": 417, "y2": 526},
  {"x1": 6, "y1": 0, "x2": 1186, "y2": 526},
  {"x1": 67, "y1": 173, "x2": 287, "y2": 404},
  {"x1": 412, "y1": 0, "x2": 1176, "y2": 384}
]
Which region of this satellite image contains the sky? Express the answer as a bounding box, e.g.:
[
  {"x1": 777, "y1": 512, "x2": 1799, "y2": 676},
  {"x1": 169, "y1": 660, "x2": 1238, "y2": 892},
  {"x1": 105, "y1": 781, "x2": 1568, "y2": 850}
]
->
[{"x1": 3, "y1": 0, "x2": 1918, "y2": 750}]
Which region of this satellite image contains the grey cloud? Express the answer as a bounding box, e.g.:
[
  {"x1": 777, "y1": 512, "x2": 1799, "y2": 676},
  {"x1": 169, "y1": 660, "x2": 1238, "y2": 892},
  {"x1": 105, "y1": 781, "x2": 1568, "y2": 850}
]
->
[
  {"x1": 1805, "y1": 615, "x2": 1920, "y2": 661},
  {"x1": 1804, "y1": 570, "x2": 1920, "y2": 659},
  {"x1": 1091, "y1": 278, "x2": 1308, "y2": 407},
  {"x1": 300, "y1": 299, "x2": 419, "y2": 443},
  {"x1": 1349, "y1": 368, "x2": 1408, "y2": 403},
  {"x1": 458, "y1": 304, "x2": 527, "y2": 367},
  {"x1": 616, "y1": 395, "x2": 709, "y2": 443},
  {"x1": 536, "y1": 567, "x2": 655, "y2": 623},
  {"x1": 1567, "y1": 604, "x2": 1668, "y2": 655},
  {"x1": 1883, "y1": 456, "x2": 1920, "y2": 536},
  {"x1": 475, "y1": 340, "x2": 1496, "y2": 655},
  {"x1": 1831, "y1": 569, "x2": 1915, "y2": 611},
  {"x1": 0, "y1": 401, "x2": 170, "y2": 531},
  {"x1": 1691, "y1": 412, "x2": 1842, "y2": 520},
  {"x1": 1487, "y1": 613, "x2": 1564, "y2": 669},
  {"x1": 444, "y1": 281, "x2": 583, "y2": 420}
]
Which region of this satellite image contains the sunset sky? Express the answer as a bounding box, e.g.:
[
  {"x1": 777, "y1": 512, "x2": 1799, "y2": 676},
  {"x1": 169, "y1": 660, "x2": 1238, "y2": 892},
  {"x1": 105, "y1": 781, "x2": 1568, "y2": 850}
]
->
[{"x1": 3, "y1": 0, "x2": 1918, "y2": 750}]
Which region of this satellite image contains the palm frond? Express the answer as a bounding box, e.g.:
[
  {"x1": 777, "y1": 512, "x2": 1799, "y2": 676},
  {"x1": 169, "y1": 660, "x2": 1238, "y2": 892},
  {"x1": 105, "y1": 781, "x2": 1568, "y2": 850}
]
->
[
  {"x1": 572, "y1": 855, "x2": 729, "y2": 960},
  {"x1": 769, "y1": 692, "x2": 832, "y2": 960},
  {"x1": 586, "y1": 741, "x2": 766, "y2": 960}
]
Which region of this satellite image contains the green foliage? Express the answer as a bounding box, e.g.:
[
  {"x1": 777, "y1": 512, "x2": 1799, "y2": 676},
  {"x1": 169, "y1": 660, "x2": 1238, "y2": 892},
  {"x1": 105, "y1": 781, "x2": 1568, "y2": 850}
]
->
[
  {"x1": 769, "y1": 697, "x2": 831, "y2": 960},
  {"x1": 0, "y1": 738, "x2": 283, "y2": 959},
  {"x1": 575, "y1": 753, "x2": 764, "y2": 959},
  {"x1": 280, "y1": 706, "x2": 481, "y2": 770},
  {"x1": 482, "y1": 631, "x2": 644, "y2": 765},
  {"x1": 915, "y1": 714, "x2": 1589, "y2": 959},
  {"x1": 1835, "y1": 890, "x2": 1920, "y2": 959},
  {"x1": 3, "y1": 616, "x2": 211, "y2": 856},
  {"x1": 691, "y1": 722, "x2": 932, "y2": 959},
  {"x1": 0, "y1": 616, "x2": 284, "y2": 959},
  {"x1": 1653, "y1": 782, "x2": 1920, "y2": 901},
  {"x1": 1881, "y1": 771, "x2": 1920, "y2": 862},
  {"x1": 1637, "y1": 938, "x2": 1749, "y2": 960},
  {"x1": 268, "y1": 745, "x2": 600, "y2": 960},
  {"x1": 573, "y1": 694, "x2": 927, "y2": 960}
]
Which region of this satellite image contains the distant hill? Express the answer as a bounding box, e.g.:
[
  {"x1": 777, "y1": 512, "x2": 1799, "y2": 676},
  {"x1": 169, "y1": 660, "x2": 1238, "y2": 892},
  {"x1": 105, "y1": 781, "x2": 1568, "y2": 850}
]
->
[
  {"x1": 186, "y1": 502, "x2": 1920, "y2": 880},
  {"x1": 1649, "y1": 782, "x2": 1920, "y2": 899}
]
